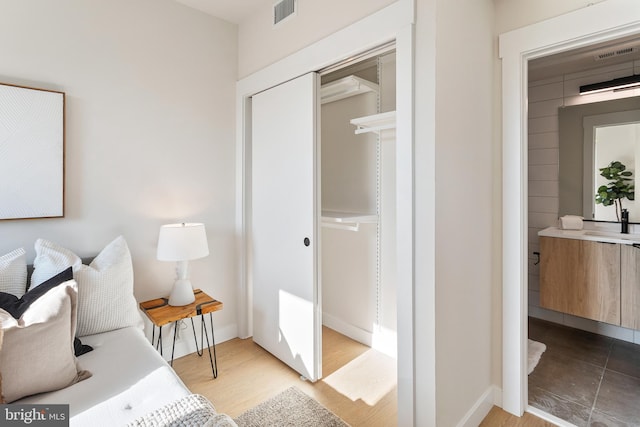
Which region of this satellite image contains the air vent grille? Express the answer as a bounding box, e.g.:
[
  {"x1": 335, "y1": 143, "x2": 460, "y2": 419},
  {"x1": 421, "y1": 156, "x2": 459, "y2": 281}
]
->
[
  {"x1": 594, "y1": 46, "x2": 636, "y2": 61},
  {"x1": 274, "y1": 0, "x2": 296, "y2": 26}
]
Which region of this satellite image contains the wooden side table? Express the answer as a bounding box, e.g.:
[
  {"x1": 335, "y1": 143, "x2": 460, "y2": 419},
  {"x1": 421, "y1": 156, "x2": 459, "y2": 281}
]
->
[{"x1": 139, "y1": 289, "x2": 223, "y2": 378}]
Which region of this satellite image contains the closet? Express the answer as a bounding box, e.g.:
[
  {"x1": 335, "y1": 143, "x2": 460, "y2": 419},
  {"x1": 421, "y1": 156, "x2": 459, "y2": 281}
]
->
[
  {"x1": 250, "y1": 49, "x2": 397, "y2": 382},
  {"x1": 320, "y1": 51, "x2": 397, "y2": 357}
]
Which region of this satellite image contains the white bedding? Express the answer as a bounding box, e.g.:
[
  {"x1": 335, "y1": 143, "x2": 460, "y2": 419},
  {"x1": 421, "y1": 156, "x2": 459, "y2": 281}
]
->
[{"x1": 17, "y1": 327, "x2": 190, "y2": 426}]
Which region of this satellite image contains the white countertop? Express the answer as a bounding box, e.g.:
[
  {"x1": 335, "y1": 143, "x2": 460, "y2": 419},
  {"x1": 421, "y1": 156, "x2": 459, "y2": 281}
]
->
[{"x1": 538, "y1": 226, "x2": 640, "y2": 245}]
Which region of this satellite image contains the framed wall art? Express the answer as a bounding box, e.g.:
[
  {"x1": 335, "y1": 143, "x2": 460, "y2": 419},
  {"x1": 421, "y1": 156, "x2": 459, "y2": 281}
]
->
[{"x1": 0, "y1": 83, "x2": 64, "y2": 220}]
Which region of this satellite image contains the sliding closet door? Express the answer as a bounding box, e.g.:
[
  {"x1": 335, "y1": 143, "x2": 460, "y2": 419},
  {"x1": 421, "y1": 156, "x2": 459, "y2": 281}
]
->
[{"x1": 251, "y1": 72, "x2": 321, "y2": 381}]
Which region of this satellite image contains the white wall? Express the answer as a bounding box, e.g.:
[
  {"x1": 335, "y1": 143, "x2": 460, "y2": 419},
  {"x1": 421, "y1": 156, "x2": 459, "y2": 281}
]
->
[
  {"x1": 0, "y1": 0, "x2": 239, "y2": 350},
  {"x1": 427, "y1": 0, "x2": 495, "y2": 425},
  {"x1": 237, "y1": 0, "x2": 397, "y2": 78},
  {"x1": 494, "y1": 0, "x2": 609, "y2": 34}
]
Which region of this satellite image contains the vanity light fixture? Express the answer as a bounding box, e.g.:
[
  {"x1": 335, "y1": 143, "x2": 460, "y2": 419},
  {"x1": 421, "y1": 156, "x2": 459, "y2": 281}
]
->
[{"x1": 579, "y1": 74, "x2": 640, "y2": 95}]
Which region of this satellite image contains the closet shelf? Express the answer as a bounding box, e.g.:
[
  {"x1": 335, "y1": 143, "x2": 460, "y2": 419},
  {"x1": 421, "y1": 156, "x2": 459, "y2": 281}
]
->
[
  {"x1": 350, "y1": 111, "x2": 396, "y2": 134},
  {"x1": 321, "y1": 211, "x2": 378, "y2": 232},
  {"x1": 321, "y1": 75, "x2": 379, "y2": 105}
]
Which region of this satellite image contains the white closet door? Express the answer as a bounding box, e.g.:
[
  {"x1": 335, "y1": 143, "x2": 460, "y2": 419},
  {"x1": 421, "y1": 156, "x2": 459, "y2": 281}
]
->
[{"x1": 251, "y1": 72, "x2": 321, "y2": 381}]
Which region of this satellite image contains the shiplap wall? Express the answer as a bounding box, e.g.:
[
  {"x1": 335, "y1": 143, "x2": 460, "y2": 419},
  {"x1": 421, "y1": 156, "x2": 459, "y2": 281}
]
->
[{"x1": 528, "y1": 59, "x2": 640, "y2": 344}]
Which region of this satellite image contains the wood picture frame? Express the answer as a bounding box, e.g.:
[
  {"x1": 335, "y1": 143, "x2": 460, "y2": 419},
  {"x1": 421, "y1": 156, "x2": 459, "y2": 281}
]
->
[{"x1": 0, "y1": 83, "x2": 64, "y2": 220}]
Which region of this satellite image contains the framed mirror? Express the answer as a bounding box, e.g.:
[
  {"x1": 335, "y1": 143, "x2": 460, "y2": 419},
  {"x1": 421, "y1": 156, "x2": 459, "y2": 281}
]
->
[
  {"x1": 583, "y1": 110, "x2": 640, "y2": 221},
  {"x1": 559, "y1": 96, "x2": 640, "y2": 222},
  {"x1": 0, "y1": 83, "x2": 64, "y2": 220}
]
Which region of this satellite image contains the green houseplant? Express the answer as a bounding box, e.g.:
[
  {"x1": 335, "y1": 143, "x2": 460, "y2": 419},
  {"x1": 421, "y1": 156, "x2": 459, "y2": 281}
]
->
[{"x1": 594, "y1": 160, "x2": 635, "y2": 221}]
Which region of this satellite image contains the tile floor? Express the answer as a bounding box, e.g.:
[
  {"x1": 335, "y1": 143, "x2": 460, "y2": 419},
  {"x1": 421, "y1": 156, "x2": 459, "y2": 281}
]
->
[{"x1": 528, "y1": 317, "x2": 640, "y2": 426}]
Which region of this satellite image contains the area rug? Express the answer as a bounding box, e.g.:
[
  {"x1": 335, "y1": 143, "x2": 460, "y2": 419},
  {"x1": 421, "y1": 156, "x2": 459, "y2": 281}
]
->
[
  {"x1": 528, "y1": 339, "x2": 546, "y2": 375},
  {"x1": 234, "y1": 386, "x2": 350, "y2": 427}
]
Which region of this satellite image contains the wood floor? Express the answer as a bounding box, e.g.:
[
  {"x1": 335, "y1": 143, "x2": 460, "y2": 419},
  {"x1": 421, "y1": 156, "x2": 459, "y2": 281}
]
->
[
  {"x1": 172, "y1": 326, "x2": 397, "y2": 426},
  {"x1": 480, "y1": 407, "x2": 555, "y2": 427},
  {"x1": 173, "y1": 326, "x2": 550, "y2": 426}
]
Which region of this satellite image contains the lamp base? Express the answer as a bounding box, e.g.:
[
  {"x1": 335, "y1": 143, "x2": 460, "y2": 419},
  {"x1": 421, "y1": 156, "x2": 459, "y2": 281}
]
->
[{"x1": 168, "y1": 279, "x2": 195, "y2": 306}]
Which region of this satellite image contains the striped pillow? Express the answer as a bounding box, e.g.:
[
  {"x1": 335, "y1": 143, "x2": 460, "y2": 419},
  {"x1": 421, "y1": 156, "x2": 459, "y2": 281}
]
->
[{"x1": 31, "y1": 236, "x2": 143, "y2": 337}]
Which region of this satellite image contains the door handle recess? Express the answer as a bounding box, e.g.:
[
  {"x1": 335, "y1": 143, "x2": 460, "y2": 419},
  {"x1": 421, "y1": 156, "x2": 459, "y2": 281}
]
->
[{"x1": 303, "y1": 237, "x2": 310, "y2": 247}]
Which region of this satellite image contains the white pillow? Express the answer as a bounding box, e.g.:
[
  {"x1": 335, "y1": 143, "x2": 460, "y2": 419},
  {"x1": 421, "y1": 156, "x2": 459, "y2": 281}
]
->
[
  {"x1": 31, "y1": 236, "x2": 143, "y2": 337},
  {"x1": 0, "y1": 248, "x2": 27, "y2": 298},
  {"x1": 0, "y1": 279, "x2": 91, "y2": 403}
]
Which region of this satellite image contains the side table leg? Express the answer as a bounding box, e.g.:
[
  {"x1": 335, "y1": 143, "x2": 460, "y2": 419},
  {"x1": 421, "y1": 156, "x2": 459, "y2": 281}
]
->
[
  {"x1": 190, "y1": 318, "x2": 204, "y2": 356},
  {"x1": 170, "y1": 321, "x2": 178, "y2": 366},
  {"x1": 157, "y1": 325, "x2": 164, "y2": 357},
  {"x1": 202, "y1": 313, "x2": 218, "y2": 379},
  {"x1": 188, "y1": 314, "x2": 218, "y2": 378}
]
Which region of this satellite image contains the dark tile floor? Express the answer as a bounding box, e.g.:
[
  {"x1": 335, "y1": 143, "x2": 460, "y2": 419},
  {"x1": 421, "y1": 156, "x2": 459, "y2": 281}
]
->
[{"x1": 528, "y1": 317, "x2": 640, "y2": 427}]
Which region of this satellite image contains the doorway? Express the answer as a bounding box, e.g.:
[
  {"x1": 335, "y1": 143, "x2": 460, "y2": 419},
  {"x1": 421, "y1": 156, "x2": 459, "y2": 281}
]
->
[
  {"x1": 320, "y1": 49, "x2": 397, "y2": 360},
  {"x1": 525, "y1": 35, "x2": 640, "y2": 426},
  {"x1": 248, "y1": 45, "x2": 398, "y2": 406},
  {"x1": 236, "y1": 8, "x2": 416, "y2": 420},
  {"x1": 500, "y1": 0, "x2": 640, "y2": 419},
  {"x1": 248, "y1": 46, "x2": 398, "y2": 388}
]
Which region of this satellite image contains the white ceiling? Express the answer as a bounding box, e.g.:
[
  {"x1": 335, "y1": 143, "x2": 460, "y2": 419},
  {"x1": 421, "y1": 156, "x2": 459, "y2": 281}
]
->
[
  {"x1": 174, "y1": 0, "x2": 270, "y2": 24},
  {"x1": 529, "y1": 34, "x2": 640, "y2": 81}
]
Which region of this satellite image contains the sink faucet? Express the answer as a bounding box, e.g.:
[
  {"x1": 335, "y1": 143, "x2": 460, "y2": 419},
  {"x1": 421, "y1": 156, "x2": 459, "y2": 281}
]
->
[{"x1": 622, "y1": 208, "x2": 629, "y2": 234}]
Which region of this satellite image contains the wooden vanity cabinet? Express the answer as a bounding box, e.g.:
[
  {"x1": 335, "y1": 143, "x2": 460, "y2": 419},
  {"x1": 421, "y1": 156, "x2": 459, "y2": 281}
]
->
[
  {"x1": 621, "y1": 244, "x2": 640, "y2": 329},
  {"x1": 539, "y1": 236, "x2": 620, "y2": 325}
]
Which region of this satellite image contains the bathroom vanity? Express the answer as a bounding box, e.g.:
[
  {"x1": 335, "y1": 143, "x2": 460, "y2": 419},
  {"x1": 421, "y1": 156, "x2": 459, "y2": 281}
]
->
[{"x1": 538, "y1": 227, "x2": 640, "y2": 329}]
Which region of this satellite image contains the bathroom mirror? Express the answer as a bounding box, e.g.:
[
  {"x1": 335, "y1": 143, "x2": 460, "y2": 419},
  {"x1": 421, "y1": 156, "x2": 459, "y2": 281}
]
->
[{"x1": 559, "y1": 96, "x2": 640, "y2": 222}]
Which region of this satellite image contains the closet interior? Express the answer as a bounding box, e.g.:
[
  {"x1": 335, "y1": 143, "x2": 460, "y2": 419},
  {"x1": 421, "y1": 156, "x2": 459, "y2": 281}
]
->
[{"x1": 319, "y1": 50, "x2": 397, "y2": 358}]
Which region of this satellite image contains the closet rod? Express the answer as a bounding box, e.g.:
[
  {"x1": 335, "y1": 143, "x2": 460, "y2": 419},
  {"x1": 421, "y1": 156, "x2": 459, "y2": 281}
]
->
[{"x1": 318, "y1": 40, "x2": 396, "y2": 76}]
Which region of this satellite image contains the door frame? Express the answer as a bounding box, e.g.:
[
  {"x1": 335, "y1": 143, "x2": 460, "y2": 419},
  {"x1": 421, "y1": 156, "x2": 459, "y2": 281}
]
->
[
  {"x1": 235, "y1": 1, "x2": 416, "y2": 425},
  {"x1": 499, "y1": 0, "x2": 640, "y2": 416}
]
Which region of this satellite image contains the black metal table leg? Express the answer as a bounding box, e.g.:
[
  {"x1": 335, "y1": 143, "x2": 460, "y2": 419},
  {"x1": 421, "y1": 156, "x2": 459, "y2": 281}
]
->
[
  {"x1": 190, "y1": 317, "x2": 204, "y2": 356},
  {"x1": 170, "y1": 321, "x2": 178, "y2": 366},
  {"x1": 157, "y1": 325, "x2": 163, "y2": 356},
  {"x1": 190, "y1": 313, "x2": 218, "y2": 378},
  {"x1": 205, "y1": 312, "x2": 218, "y2": 378}
]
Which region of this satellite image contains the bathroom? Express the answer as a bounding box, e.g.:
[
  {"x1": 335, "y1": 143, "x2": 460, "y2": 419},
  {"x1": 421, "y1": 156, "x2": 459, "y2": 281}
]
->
[{"x1": 527, "y1": 34, "x2": 640, "y2": 426}]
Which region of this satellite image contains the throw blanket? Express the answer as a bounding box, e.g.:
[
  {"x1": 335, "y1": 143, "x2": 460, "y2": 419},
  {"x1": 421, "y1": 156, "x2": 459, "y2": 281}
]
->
[{"x1": 127, "y1": 394, "x2": 237, "y2": 427}]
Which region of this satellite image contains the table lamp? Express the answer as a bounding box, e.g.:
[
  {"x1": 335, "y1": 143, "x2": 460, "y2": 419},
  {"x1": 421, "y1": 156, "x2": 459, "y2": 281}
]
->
[{"x1": 157, "y1": 222, "x2": 209, "y2": 306}]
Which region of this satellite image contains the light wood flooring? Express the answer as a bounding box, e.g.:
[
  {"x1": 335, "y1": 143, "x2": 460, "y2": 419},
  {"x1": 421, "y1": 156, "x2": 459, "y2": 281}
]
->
[
  {"x1": 172, "y1": 326, "x2": 397, "y2": 426},
  {"x1": 173, "y1": 326, "x2": 551, "y2": 426},
  {"x1": 480, "y1": 407, "x2": 555, "y2": 427}
]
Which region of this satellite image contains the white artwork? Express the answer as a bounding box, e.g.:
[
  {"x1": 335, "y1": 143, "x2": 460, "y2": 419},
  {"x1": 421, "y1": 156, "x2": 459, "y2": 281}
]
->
[{"x1": 0, "y1": 83, "x2": 64, "y2": 219}]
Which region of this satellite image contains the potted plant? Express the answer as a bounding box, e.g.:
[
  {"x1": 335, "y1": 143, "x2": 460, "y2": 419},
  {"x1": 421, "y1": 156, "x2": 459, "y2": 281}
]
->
[{"x1": 595, "y1": 160, "x2": 635, "y2": 221}]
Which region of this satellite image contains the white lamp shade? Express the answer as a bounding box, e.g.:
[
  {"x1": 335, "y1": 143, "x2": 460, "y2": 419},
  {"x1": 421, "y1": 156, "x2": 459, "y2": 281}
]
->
[{"x1": 157, "y1": 223, "x2": 209, "y2": 261}]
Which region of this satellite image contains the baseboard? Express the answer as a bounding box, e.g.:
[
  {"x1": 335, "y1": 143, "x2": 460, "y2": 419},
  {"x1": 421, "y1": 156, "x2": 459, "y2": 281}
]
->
[
  {"x1": 493, "y1": 386, "x2": 503, "y2": 407},
  {"x1": 322, "y1": 313, "x2": 398, "y2": 358},
  {"x1": 322, "y1": 312, "x2": 372, "y2": 346},
  {"x1": 456, "y1": 385, "x2": 500, "y2": 427}
]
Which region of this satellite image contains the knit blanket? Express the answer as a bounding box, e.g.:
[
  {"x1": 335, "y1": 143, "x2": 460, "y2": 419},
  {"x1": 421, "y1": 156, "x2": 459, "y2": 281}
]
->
[{"x1": 127, "y1": 394, "x2": 237, "y2": 427}]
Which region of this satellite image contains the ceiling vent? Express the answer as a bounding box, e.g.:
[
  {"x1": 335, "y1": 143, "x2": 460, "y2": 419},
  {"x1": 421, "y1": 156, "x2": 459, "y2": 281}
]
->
[
  {"x1": 273, "y1": 0, "x2": 296, "y2": 26},
  {"x1": 594, "y1": 46, "x2": 637, "y2": 61}
]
